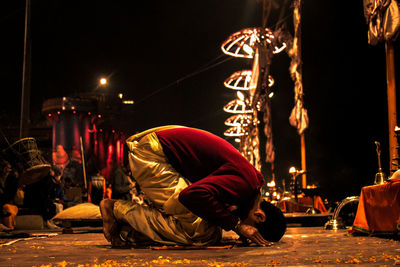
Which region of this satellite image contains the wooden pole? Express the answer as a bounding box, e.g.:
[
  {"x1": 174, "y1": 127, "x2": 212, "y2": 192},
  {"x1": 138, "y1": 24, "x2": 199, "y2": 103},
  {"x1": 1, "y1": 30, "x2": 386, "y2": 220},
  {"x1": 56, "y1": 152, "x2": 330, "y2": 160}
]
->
[
  {"x1": 300, "y1": 133, "x2": 307, "y2": 188},
  {"x1": 80, "y1": 136, "x2": 88, "y2": 189},
  {"x1": 19, "y1": 0, "x2": 31, "y2": 138},
  {"x1": 385, "y1": 40, "x2": 397, "y2": 173},
  {"x1": 295, "y1": 0, "x2": 307, "y2": 188}
]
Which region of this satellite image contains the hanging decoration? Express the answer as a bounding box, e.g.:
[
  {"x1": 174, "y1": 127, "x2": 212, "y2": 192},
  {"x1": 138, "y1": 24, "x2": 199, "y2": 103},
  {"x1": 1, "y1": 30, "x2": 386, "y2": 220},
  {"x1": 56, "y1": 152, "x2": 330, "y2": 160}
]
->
[
  {"x1": 221, "y1": 28, "x2": 287, "y2": 59},
  {"x1": 224, "y1": 125, "x2": 248, "y2": 137},
  {"x1": 241, "y1": 126, "x2": 262, "y2": 171},
  {"x1": 224, "y1": 114, "x2": 253, "y2": 127},
  {"x1": 223, "y1": 98, "x2": 254, "y2": 114},
  {"x1": 363, "y1": 0, "x2": 400, "y2": 172},
  {"x1": 221, "y1": 26, "x2": 286, "y2": 170},
  {"x1": 288, "y1": 0, "x2": 309, "y2": 135},
  {"x1": 219, "y1": 0, "x2": 311, "y2": 188},
  {"x1": 224, "y1": 70, "x2": 253, "y2": 90},
  {"x1": 363, "y1": 0, "x2": 400, "y2": 45}
]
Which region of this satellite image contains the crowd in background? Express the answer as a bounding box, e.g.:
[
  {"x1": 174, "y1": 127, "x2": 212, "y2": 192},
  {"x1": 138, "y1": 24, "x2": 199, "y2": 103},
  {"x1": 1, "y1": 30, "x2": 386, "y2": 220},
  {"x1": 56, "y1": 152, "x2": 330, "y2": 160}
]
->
[{"x1": 0, "y1": 144, "x2": 139, "y2": 232}]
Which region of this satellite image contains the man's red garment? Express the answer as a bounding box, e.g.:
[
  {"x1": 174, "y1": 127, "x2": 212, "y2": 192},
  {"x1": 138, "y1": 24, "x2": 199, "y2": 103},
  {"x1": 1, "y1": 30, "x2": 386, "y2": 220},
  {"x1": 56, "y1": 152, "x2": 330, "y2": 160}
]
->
[{"x1": 156, "y1": 127, "x2": 264, "y2": 231}]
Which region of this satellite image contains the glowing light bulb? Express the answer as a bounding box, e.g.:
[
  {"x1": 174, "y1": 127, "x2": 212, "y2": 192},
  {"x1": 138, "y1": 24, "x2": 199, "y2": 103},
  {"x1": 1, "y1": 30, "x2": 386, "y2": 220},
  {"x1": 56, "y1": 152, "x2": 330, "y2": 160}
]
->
[
  {"x1": 243, "y1": 44, "x2": 254, "y2": 56},
  {"x1": 289, "y1": 166, "x2": 297, "y2": 174},
  {"x1": 237, "y1": 91, "x2": 245, "y2": 101},
  {"x1": 99, "y1": 78, "x2": 107, "y2": 85}
]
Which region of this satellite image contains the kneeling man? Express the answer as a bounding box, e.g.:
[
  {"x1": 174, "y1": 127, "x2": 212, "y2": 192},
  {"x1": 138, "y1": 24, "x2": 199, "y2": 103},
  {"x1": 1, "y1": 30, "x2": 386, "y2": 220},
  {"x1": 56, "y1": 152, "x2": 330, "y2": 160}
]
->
[{"x1": 100, "y1": 126, "x2": 286, "y2": 247}]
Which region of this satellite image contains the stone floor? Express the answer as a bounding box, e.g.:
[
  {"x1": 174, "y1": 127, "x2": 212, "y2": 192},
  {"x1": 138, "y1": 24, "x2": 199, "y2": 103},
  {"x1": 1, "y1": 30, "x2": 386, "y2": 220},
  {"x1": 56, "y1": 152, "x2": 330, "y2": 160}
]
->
[{"x1": 0, "y1": 226, "x2": 399, "y2": 266}]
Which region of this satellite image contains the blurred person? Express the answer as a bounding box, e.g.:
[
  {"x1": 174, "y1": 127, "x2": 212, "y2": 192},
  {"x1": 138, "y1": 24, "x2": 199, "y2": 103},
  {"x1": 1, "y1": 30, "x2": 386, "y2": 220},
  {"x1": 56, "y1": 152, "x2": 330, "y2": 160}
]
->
[
  {"x1": 88, "y1": 170, "x2": 106, "y2": 205},
  {"x1": 50, "y1": 166, "x2": 66, "y2": 215},
  {"x1": 111, "y1": 163, "x2": 135, "y2": 201},
  {"x1": 52, "y1": 145, "x2": 69, "y2": 170},
  {"x1": 62, "y1": 177, "x2": 82, "y2": 208},
  {"x1": 0, "y1": 159, "x2": 19, "y2": 231},
  {"x1": 62, "y1": 147, "x2": 84, "y2": 189},
  {"x1": 100, "y1": 126, "x2": 286, "y2": 247},
  {"x1": 23, "y1": 166, "x2": 63, "y2": 229}
]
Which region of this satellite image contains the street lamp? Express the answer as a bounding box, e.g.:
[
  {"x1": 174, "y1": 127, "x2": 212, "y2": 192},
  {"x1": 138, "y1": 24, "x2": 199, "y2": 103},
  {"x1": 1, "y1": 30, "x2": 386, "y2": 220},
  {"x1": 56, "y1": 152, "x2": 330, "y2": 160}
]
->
[{"x1": 99, "y1": 78, "x2": 108, "y2": 86}]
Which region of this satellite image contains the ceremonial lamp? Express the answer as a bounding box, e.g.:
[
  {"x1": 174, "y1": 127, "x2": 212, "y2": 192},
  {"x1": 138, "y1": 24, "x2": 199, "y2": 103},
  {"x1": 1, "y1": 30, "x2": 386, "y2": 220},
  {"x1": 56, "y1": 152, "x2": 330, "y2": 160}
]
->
[
  {"x1": 288, "y1": 166, "x2": 305, "y2": 202},
  {"x1": 374, "y1": 141, "x2": 386, "y2": 185},
  {"x1": 289, "y1": 166, "x2": 319, "y2": 214}
]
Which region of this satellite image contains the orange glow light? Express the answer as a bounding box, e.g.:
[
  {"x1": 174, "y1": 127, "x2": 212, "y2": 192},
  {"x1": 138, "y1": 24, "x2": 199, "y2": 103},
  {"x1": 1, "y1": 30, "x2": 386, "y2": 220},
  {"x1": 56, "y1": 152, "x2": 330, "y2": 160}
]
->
[{"x1": 100, "y1": 78, "x2": 107, "y2": 85}]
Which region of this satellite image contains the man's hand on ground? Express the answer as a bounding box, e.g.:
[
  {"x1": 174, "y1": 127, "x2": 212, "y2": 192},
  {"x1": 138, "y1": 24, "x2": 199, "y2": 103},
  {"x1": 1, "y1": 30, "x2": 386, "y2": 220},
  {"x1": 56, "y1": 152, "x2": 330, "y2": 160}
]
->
[{"x1": 235, "y1": 223, "x2": 271, "y2": 247}]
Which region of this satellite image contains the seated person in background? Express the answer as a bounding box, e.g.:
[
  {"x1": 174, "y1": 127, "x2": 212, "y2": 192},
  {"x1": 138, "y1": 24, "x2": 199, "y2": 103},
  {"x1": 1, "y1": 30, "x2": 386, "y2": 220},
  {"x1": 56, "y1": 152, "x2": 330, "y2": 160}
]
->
[
  {"x1": 88, "y1": 171, "x2": 106, "y2": 205},
  {"x1": 0, "y1": 159, "x2": 19, "y2": 231},
  {"x1": 112, "y1": 163, "x2": 135, "y2": 201},
  {"x1": 62, "y1": 148, "x2": 84, "y2": 189},
  {"x1": 63, "y1": 177, "x2": 82, "y2": 208},
  {"x1": 50, "y1": 166, "x2": 66, "y2": 215},
  {"x1": 23, "y1": 166, "x2": 62, "y2": 229}
]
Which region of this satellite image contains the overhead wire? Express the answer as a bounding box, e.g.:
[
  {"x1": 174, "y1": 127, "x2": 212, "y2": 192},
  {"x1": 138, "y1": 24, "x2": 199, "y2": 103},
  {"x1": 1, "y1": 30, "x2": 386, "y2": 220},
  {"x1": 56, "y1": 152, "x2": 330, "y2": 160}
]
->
[
  {"x1": 133, "y1": 7, "x2": 292, "y2": 110},
  {"x1": 133, "y1": 55, "x2": 233, "y2": 106}
]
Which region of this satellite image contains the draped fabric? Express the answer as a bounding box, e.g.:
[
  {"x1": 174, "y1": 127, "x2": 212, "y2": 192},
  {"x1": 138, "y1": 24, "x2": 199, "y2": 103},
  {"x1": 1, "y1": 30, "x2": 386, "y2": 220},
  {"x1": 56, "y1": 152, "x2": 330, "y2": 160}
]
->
[
  {"x1": 288, "y1": 0, "x2": 309, "y2": 135},
  {"x1": 249, "y1": 45, "x2": 275, "y2": 164},
  {"x1": 363, "y1": 0, "x2": 400, "y2": 45},
  {"x1": 242, "y1": 47, "x2": 262, "y2": 169},
  {"x1": 241, "y1": 126, "x2": 261, "y2": 171},
  {"x1": 352, "y1": 181, "x2": 400, "y2": 235},
  {"x1": 278, "y1": 196, "x2": 327, "y2": 214},
  {"x1": 263, "y1": 98, "x2": 275, "y2": 163}
]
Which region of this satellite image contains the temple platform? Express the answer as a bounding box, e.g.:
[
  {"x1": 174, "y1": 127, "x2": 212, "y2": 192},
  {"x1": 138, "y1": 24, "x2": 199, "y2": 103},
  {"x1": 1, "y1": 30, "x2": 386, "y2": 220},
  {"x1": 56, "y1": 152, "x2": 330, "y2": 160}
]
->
[{"x1": 1, "y1": 226, "x2": 399, "y2": 266}]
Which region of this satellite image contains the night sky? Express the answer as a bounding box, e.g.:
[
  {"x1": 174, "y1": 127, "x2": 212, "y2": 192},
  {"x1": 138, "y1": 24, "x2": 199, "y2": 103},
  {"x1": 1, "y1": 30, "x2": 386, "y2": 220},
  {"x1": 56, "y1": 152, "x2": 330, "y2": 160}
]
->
[{"x1": 1, "y1": 1, "x2": 399, "y2": 202}]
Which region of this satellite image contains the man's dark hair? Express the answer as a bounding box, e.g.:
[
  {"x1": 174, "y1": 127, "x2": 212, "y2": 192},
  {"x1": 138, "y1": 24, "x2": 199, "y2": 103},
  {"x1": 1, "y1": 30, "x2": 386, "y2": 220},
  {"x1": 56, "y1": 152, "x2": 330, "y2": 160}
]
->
[{"x1": 255, "y1": 200, "x2": 286, "y2": 242}]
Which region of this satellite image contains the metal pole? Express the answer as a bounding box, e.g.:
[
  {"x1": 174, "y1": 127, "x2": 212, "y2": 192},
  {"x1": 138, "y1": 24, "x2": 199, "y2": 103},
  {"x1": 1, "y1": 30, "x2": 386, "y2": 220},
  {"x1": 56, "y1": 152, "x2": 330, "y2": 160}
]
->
[
  {"x1": 385, "y1": 40, "x2": 397, "y2": 173},
  {"x1": 20, "y1": 0, "x2": 32, "y2": 138}
]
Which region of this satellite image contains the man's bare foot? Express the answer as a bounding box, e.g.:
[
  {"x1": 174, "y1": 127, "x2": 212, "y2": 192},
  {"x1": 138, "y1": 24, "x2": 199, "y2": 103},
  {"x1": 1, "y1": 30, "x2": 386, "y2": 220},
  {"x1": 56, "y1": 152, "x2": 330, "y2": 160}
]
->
[{"x1": 100, "y1": 199, "x2": 119, "y2": 242}]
